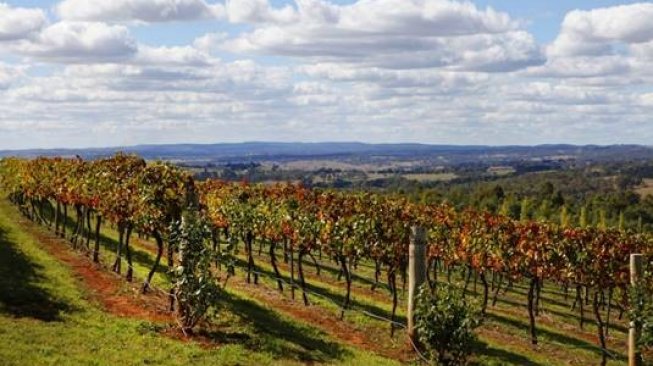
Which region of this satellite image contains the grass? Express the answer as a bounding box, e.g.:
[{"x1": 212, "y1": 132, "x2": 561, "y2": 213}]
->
[{"x1": 0, "y1": 198, "x2": 399, "y2": 366}]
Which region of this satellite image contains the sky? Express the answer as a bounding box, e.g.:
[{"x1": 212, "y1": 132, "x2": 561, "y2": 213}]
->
[{"x1": 0, "y1": 1, "x2": 652, "y2": 149}]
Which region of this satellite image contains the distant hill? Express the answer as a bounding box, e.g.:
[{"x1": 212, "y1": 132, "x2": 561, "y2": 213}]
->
[{"x1": 1, "y1": 142, "x2": 652, "y2": 165}]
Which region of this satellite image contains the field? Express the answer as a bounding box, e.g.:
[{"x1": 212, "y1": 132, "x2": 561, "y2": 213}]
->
[
  {"x1": 366, "y1": 172, "x2": 458, "y2": 182},
  {"x1": 486, "y1": 166, "x2": 516, "y2": 176},
  {"x1": 270, "y1": 160, "x2": 423, "y2": 172},
  {"x1": 0, "y1": 195, "x2": 636, "y2": 365},
  {"x1": 635, "y1": 178, "x2": 653, "y2": 198}
]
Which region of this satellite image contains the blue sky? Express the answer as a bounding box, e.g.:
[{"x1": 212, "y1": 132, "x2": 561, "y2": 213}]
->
[{"x1": 0, "y1": 0, "x2": 652, "y2": 149}]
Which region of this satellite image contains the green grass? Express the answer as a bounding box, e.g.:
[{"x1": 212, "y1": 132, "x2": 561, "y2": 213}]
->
[{"x1": 0, "y1": 199, "x2": 399, "y2": 366}]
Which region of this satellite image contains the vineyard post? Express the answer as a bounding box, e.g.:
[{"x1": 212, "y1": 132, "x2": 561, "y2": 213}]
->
[
  {"x1": 408, "y1": 226, "x2": 427, "y2": 343},
  {"x1": 629, "y1": 253, "x2": 643, "y2": 366}
]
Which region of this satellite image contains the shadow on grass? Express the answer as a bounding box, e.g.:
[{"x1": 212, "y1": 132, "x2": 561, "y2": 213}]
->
[
  {"x1": 261, "y1": 244, "x2": 394, "y2": 293},
  {"x1": 486, "y1": 312, "x2": 627, "y2": 361},
  {"x1": 58, "y1": 212, "x2": 170, "y2": 282},
  {"x1": 231, "y1": 256, "x2": 408, "y2": 329},
  {"x1": 472, "y1": 339, "x2": 546, "y2": 366},
  {"x1": 0, "y1": 225, "x2": 73, "y2": 321},
  {"x1": 488, "y1": 292, "x2": 629, "y2": 335},
  {"x1": 211, "y1": 291, "x2": 352, "y2": 363}
]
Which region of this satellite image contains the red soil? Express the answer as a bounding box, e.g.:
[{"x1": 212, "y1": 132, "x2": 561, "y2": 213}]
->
[{"x1": 17, "y1": 216, "x2": 171, "y2": 324}]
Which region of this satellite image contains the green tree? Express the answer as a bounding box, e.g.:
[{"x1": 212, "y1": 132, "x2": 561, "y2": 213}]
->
[
  {"x1": 579, "y1": 206, "x2": 589, "y2": 228},
  {"x1": 414, "y1": 283, "x2": 481, "y2": 366},
  {"x1": 520, "y1": 199, "x2": 532, "y2": 221}
]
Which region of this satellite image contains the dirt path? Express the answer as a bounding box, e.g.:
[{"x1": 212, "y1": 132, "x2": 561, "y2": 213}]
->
[{"x1": 16, "y1": 215, "x2": 172, "y2": 324}]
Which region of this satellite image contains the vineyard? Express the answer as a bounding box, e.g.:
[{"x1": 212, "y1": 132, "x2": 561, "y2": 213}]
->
[{"x1": 1, "y1": 154, "x2": 652, "y2": 365}]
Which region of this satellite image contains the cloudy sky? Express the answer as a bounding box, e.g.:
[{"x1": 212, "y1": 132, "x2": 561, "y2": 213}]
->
[{"x1": 0, "y1": 0, "x2": 652, "y2": 149}]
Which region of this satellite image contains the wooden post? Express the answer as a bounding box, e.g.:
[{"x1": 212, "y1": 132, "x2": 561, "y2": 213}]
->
[
  {"x1": 408, "y1": 226, "x2": 427, "y2": 343},
  {"x1": 629, "y1": 253, "x2": 643, "y2": 366}
]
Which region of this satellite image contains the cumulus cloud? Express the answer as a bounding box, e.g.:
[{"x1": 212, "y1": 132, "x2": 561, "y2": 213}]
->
[
  {"x1": 548, "y1": 3, "x2": 653, "y2": 58},
  {"x1": 221, "y1": 0, "x2": 542, "y2": 72},
  {"x1": 226, "y1": 0, "x2": 297, "y2": 23},
  {"x1": 13, "y1": 21, "x2": 138, "y2": 63},
  {"x1": 192, "y1": 32, "x2": 228, "y2": 52},
  {"x1": 10, "y1": 22, "x2": 218, "y2": 67},
  {"x1": 0, "y1": 58, "x2": 297, "y2": 148},
  {"x1": 300, "y1": 63, "x2": 489, "y2": 92},
  {"x1": 630, "y1": 40, "x2": 653, "y2": 61},
  {"x1": 135, "y1": 45, "x2": 214, "y2": 66},
  {"x1": 0, "y1": 3, "x2": 46, "y2": 41},
  {"x1": 0, "y1": 63, "x2": 25, "y2": 89},
  {"x1": 531, "y1": 3, "x2": 653, "y2": 79},
  {"x1": 13, "y1": 59, "x2": 292, "y2": 102},
  {"x1": 56, "y1": 0, "x2": 225, "y2": 23},
  {"x1": 227, "y1": 0, "x2": 516, "y2": 33},
  {"x1": 526, "y1": 55, "x2": 632, "y2": 79}
]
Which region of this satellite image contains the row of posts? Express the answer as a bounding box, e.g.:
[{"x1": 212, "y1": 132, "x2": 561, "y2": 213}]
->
[{"x1": 406, "y1": 226, "x2": 645, "y2": 365}]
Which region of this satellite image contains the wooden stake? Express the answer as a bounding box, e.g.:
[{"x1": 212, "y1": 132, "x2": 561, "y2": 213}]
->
[
  {"x1": 629, "y1": 253, "x2": 643, "y2": 366},
  {"x1": 407, "y1": 226, "x2": 427, "y2": 343}
]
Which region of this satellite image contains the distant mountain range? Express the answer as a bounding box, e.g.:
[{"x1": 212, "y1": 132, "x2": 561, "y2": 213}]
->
[{"x1": 1, "y1": 142, "x2": 652, "y2": 164}]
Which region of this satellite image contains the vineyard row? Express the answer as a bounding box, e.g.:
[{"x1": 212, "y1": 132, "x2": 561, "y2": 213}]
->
[{"x1": 1, "y1": 154, "x2": 651, "y2": 359}]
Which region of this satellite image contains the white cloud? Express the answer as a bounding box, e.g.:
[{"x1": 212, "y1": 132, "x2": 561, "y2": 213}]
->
[
  {"x1": 226, "y1": 0, "x2": 296, "y2": 23},
  {"x1": 135, "y1": 45, "x2": 213, "y2": 66},
  {"x1": 548, "y1": 4, "x2": 653, "y2": 58},
  {"x1": 300, "y1": 63, "x2": 489, "y2": 91},
  {"x1": 221, "y1": 0, "x2": 541, "y2": 72},
  {"x1": 0, "y1": 58, "x2": 298, "y2": 148},
  {"x1": 13, "y1": 21, "x2": 138, "y2": 63},
  {"x1": 10, "y1": 59, "x2": 292, "y2": 103},
  {"x1": 56, "y1": 0, "x2": 225, "y2": 23},
  {"x1": 0, "y1": 63, "x2": 24, "y2": 89},
  {"x1": 10, "y1": 21, "x2": 227, "y2": 67},
  {"x1": 192, "y1": 32, "x2": 228, "y2": 52},
  {"x1": 526, "y1": 55, "x2": 631, "y2": 79},
  {"x1": 0, "y1": 3, "x2": 46, "y2": 41},
  {"x1": 226, "y1": 0, "x2": 516, "y2": 32},
  {"x1": 536, "y1": 3, "x2": 653, "y2": 79},
  {"x1": 630, "y1": 40, "x2": 653, "y2": 61}
]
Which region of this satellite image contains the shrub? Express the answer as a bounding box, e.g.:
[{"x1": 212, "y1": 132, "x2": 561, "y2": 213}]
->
[
  {"x1": 630, "y1": 270, "x2": 653, "y2": 362},
  {"x1": 414, "y1": 283, "x2": 482, "y2": 366},
  {"x1": 170, "y1": 207, "x2": 221, "y2": 335}
]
